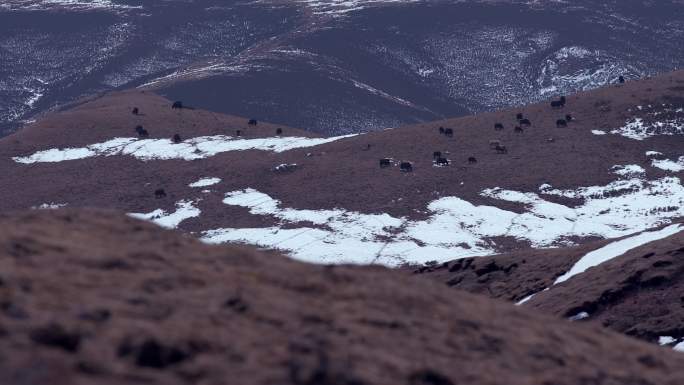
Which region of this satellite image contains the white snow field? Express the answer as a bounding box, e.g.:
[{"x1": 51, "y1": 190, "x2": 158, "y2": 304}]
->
[
  {"x1": 12, "y1": 134, "x2": 357, "y2": 164},
  {"x1": 129, "y1": 200, "x2": 200, "y2": 229},
  {"x1": 554, "y1": 223, "x2": 683, "y2": 284},
  {"x1": 651, "y1": 156, "x2": 684, "y2": 172},
  {"x1": 610, "y1": 106, "x2": 684, "y2": 140},
  {"x1": 199, "y1": 171, "x2": 684, "y2": 265},
  {"x1": 189, "y1": 177, "x2": 222, "y2": 188}
]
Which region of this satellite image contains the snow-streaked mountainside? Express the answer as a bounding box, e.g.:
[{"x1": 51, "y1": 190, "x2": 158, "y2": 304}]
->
[{"x1": 2, "y1": 0, "x2": 684, "y2": 135}]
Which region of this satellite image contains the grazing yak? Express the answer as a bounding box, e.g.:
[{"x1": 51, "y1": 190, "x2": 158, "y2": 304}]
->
[
  {"x1": 619, "y1": 75, "x2": 625, "y2": 84},
  {"x1": 154, "y1": 189, "x2": 166, "y2": 198},
  {"x1": 433, "y1": 151, "x2": 442, "y2": 159},
  {"x1": 565, "y1": 114, "x2": 573, "y2": 122},
  {"x1": 550, "y1": 96, "x2": 566, "y2": 109},
  {"x1": 439, "y1": 126, "x2": 445, "y2": 134},
  {"x1": 494, "y1": 123, "x2": 504, "y2": 131},
  {"x1": 236, "y1": 130, "x2": 242, "y2": 137},
  {"x1": 516, "y1": 113, "x2": 524, "y2": 120},
  {"x1": 519, "y1": 118, "x2": 531, "y2": 127},
  {"x1": 468, "y1": 156, "x2": 477, "y2": 164},
  {"x1": 495, "y1": 144, "x2": 508, "y2": 154},
  {"x1": 172, "y1": 134, "x2": 182, "y2": 144},
  {"x1": 132, "y1": 107, "x2": 139, "y2": 115},
  {"x1": 435, "y1": 157, "x2": 449, "y2": 166},
  {"x1": 400, "y1": 162, "x2": 413, "y2": 172},
  {"x1": 135, "y1": 125, "x2": 149, "y2": 138},
  {"x1": 379, "y1": 158, "x2": 392, "y2": 168},
  {"x1": 248, "y1": 119, "x2": 258, "y2": 126},
  {"x1": 444, "y1": 128, "x2": 454, "y2": 137},
  {"x1": 276, "y1": 128, "x2": 283, "y2": 135},
  {"x1": 556, "y1": 119, "x2": 568, "y2": 128},
  {"x1": 172, "y1": 101, "x2": 183, "y2": 109},
  {"x1": 514, "y1": 126, "x2": 524, "y2": 133}
]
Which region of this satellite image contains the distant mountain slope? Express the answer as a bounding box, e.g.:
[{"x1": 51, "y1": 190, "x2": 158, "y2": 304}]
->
[
  {"x1": 0, "y1": 70, "x2": 682, "y2": 266},
  {"x1": 3, "y1": 208, "x2": 684, "y2": 385},
  {"x1": 3, "y1": 0, "x2": 684, "y2": 135}
]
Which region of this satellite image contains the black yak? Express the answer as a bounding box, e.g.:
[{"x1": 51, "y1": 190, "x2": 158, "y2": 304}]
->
[
  {"x1": 433, "y1": 151, "x2": 442, "y2": 159},
  {"x1": 444, "y1": 128, "x2": 454, "y2": 137},
  {"x1": 154, "y1": 189, "x2": 166, "y2": 198},
  {"x1": 516, "y1": 113, "x2": 524, "y2": 120},
  {"x1": 400, "y1": 162, "x2": 413, "y2": 172},
  {"x1": 519, "y1": 118, "x2": 531, "y2": 127},
  {"x1": 494, "y1": 123, "x2": 504, "y2": 130},
  {"x1": 619, "y1": 75, "x2": 625, "y2": 84},
  {"x1": 468, "y1": 156, "x2": 477, "y2": 164},
  {"x1": 172, "y1": 134, "x2": 182, "y2": 143},
  {"x1": 379, "y1": 158, "x2": 392, "y2": 168},
  {"x1": 435, "y1": 157, "x2": 449, "y2": 166},
  {"x1": 248, "y1": 119, "x2": 258, "y2": 126},
  {"x1": 514, "y1": 126, "x2": 524, "y2": 133},
  {"x1": 495, "y1": 144, "x2": 508, "y2": 154},
  {"x1": 132, "y1": 107, "x2": 139, "y2": 115},
  {"x1": 172, "y1": 101, "x2": 183, "y2": 109},
  {"x1": 236, "y1": 130, "x2": 242, "y2": 137},
  {"x1": 565, "y1": 114, "x2": 573, "y2": 122},
  {"x1": 556, "y1": 119, "x2": 567, "y2": 128},
  {"x1": 276, "y1": 128, "x2": 283, "y2": 135},
  {"x1": 439, "y1": 126, "x2": 445, "y2": 134}
]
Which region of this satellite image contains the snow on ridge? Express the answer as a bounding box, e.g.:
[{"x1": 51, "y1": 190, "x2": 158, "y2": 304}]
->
[
  {"x1": 128, "y1": 200, "x2": 200, "y2": 229},
  {"x1": 610, "y1": 106, "x2": 684, "y2": 140},
  {"x1": 256, "y1": 0, "x2": 422, "y2": 17},
  {"x1": 612, "y1": 164, "x2": 645, "y2": 177},
  {"x1": 12, "y1": 134, "x2": 358, "y2": 164},
  {"x1": 202, "y1": 175, "x2": 684, "y2": 266},
  {"x1": 32, "y1": 202, "x2": 68, "y2": 210},
  {"x1": 554, "y1": 223, "x2": 683, "y2": 285},
  {"x1": 0, "y1": 0, "x2": 142, "y2": 12},
  {"x1": 189, "y1": 177, "x2": 222, "y2": 188}
]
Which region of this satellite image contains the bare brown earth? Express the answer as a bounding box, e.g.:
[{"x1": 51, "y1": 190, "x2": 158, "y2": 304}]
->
[
  {"x1": 4, "y1": 209, "x2": 684, "y2": 385},
  {"x1": 0, "y1": 71, "x2": 682, "y2": 253}
]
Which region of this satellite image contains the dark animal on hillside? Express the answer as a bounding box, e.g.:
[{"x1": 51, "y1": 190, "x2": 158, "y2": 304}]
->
[
  {"x1": 435, "y1": 157, "x2": 449, "y2": 166},
  {"x1": 565, "y1": 114, "x2": 573, "y2": 122},
  {"x1": 494, "y1": 123, "x2": 504, "y2": 131},
  {"x1": 135, "y1": 125, "x2": 149, "y2": 138},
  {"x1": 619, "y1": 75, "x2": 625, "y2": 84},
  {"x1": 514, "y1": 126, "x2": 524, "y2": 133},
  {"x1": 444, "y1": 128, "x2": 454, "y2": 137},
  {"x1": 556, "y1": 119, "x2": 567, "y2": 128},
  {"x1": 172, "y1": 134, "x2": 182, "y2": 144},
  {"x1": 550, "y1": 96, "x2": 566, "y2": 109},
  {"x1": 468, "y1": 157, "x2": 477, "y2": 164},
  {"x1": 516, "y1": 113, "x2": 524, "y2": 120},
  {"x1": 132, "y1": 107, "x2": 139, "y2": 115},
  {"x1": 439, "y1": 126, "x2": 445, "y2": 134},
  {"x1": 248, "y1": 119, "x2": 258, "y2": 126},
  {"x1": 400, "y1": 162, "x2": 413, "y2": 172},
  {"x1": 154, "y1": 189, "x2": 166, "y2": 198},
  {"x1": 172, "y1": 101, "x2": 183, "y2": 109},
  {"x1": 495, "y1": 145, "x2": 508, "y2": 154},
  {"x1": 379, "y1": 158, "x2": 392, "y2": 168},
  {"x1": 433, "y1": 151, "x2": 442, "y2": 159},
  {"x1": 276, "y1": 128, "x2": 283, "y2": 135},
  {"x1": 489, "y1": 140, "x2": 501, "y2": 149},
  {"x1": 519, "y1": 118, "x2": 531, "y2": 127},
  {"x1": 236, "y1": 130, "x2": 242, "y2": 137}
]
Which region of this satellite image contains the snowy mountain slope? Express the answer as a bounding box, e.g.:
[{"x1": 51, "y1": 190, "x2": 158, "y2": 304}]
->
[
  {"x1": 2, "y1": 0, "x2": 683, "y2": 136},
  {"x1": 1, "y1": 70, "x2": 682, "y2": 266}
]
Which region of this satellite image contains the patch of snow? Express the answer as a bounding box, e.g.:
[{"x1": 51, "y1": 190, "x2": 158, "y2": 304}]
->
[
  {"x1": 12, "y1": 134, "x2": 357, "y2": 164},
  {"x1": 659, "y1": 336, "x2": 677, "y2": 346},
  {"x1": 554, "y1": 224, "x2": 683, "y2": 285},
  {"x1": 591, "y1": 130, "x2": 607, "y2": 135},
  {"x1": 189, "y1": 177, "x2": 221, "y2": 188},
  {"x1": 128, "y1": 200, "x2": 200, "y2": 229},
  {"x1": 0, "y1": 0, "x2": 142, "y2": 12},
  {"x1": 32, "y1": 202, "x2": 67, "y2": 209},
  {"x1": 568, "y1": 312, "x2": 590, "y2": 321},
  {"x1": 646, "y1": 150, "x2": 663, "y2": 157},
  {"x1": 675, "y1": 342, "x2": 684, "y2": 352},
  {"x1": 612, "y1": 164, "x2": 645, "y2": 177},
  {"x1": 202, "y1": 174, "x2": 684, "y2": 266},
  {"x1": 651, "y1": 156, "x2": 684, "y2": 172}
]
